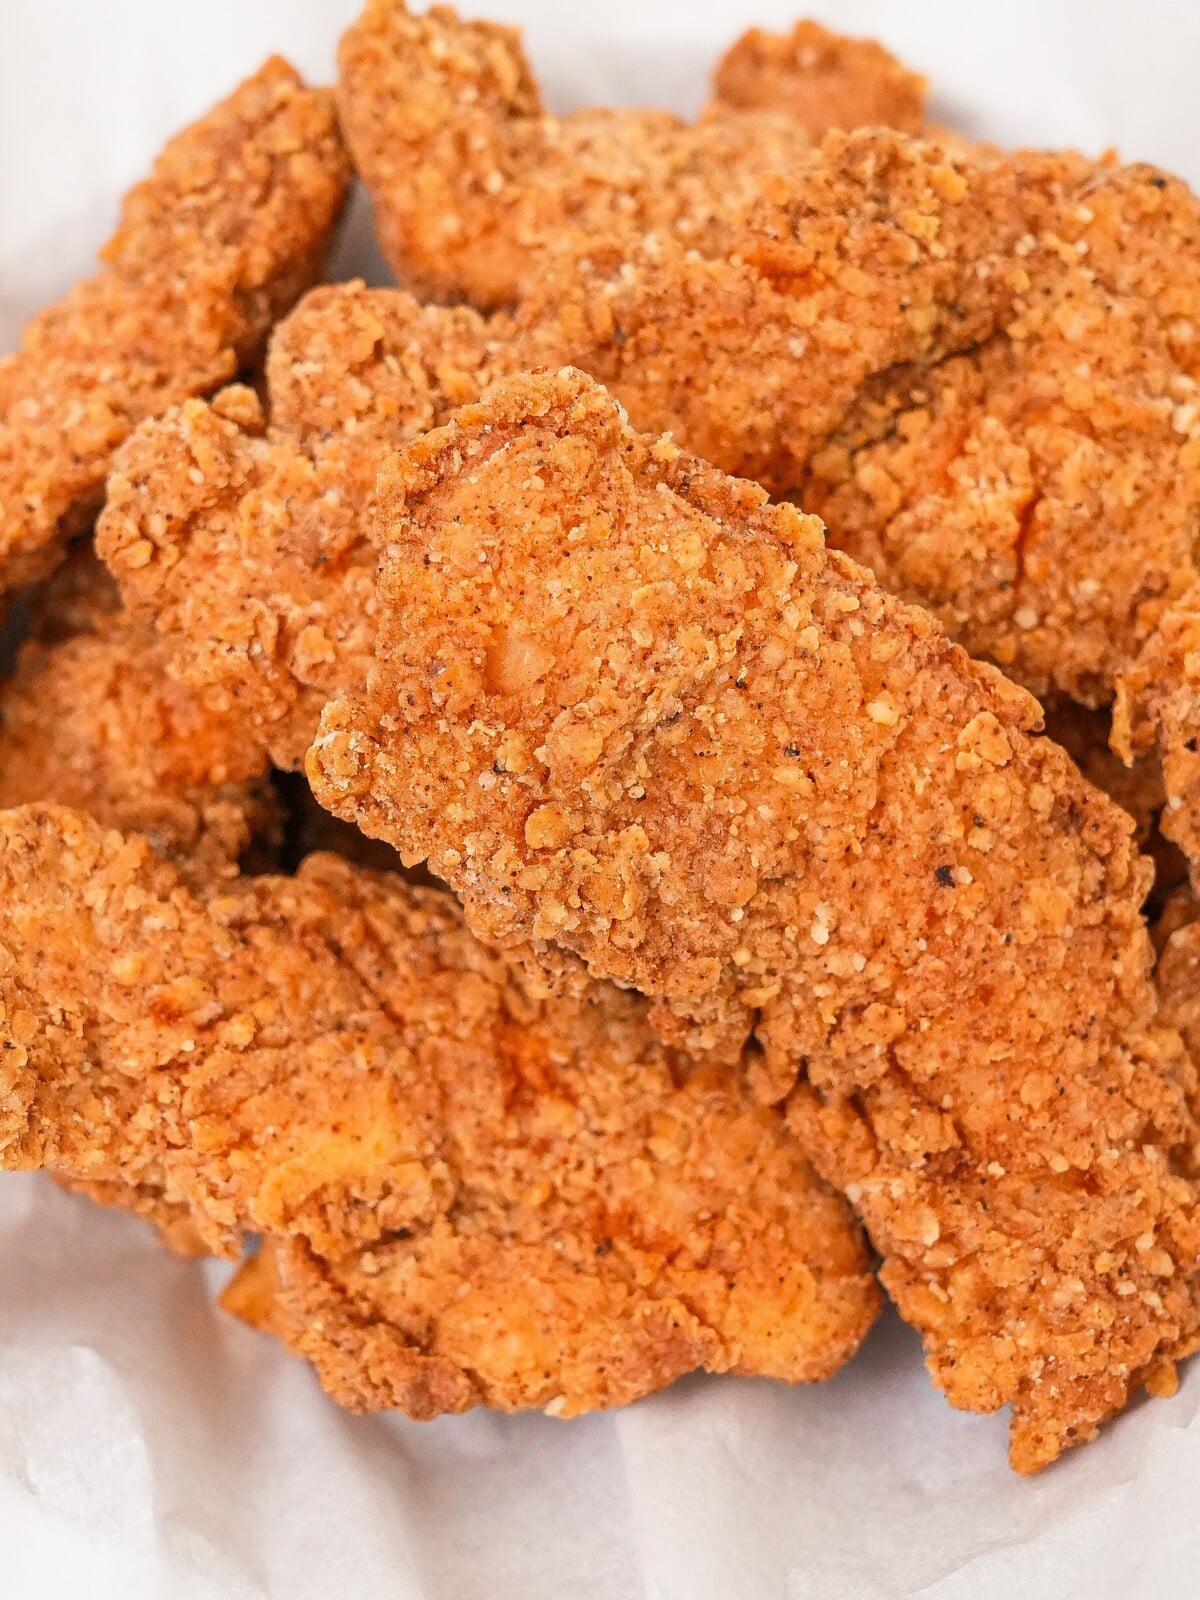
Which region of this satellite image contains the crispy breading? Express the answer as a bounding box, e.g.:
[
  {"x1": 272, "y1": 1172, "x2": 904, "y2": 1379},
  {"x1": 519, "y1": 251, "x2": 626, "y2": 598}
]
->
[
  {"x1": 711, "y1": 19, "x2": 926, "y2": 137},
  {"x1": 0, "y1": 620, "x2": 277, "y2": 881},
  {"x1": 799, "y1": 160, "x2": 1200, "y2": 706},
  {"x1": 0, "y1": 804, "x2": 878, "y2": 1416},
  {"x1": 100, "y1": 134, "x2": 1027, "y2": 760},
  {"x1": 0, "y1": 58, "x2": 349, "y2": 592},
  {"x1": 518, "y1": 134, "x2": 1200, "y2": 885},
  {"x1": 336, "y1": 1, "x2": 927, "y2": 309},
  {"x1": 0, "y1": 553, "x2": 276, "y2": 882},
  {"x1": 307, "y1": 368, "x2": 1200, "y2": 1472},
  {"x1": 511, "y1": 130, "x2": 1038, "y2": 492},
  {"x1": 87, "y1": 127, "x2": 1032, "y2": 769},
  {"x1": 98, "y1": 291, "x2": 525, "y2": 768}
]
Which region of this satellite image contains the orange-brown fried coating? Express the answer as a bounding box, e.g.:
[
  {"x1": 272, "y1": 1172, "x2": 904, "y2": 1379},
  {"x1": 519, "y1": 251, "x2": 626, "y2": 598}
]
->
[
  {"x1": 513, "y1": 131, "x2": 1200, "y2": 889},
  {"x1": 800, "y1": 159, "x2": 1200, "y2": 703},
  {"x1": 0, "y1": 804, "x2": 878, "y2": 1417},
  {"x1": 98, "y1": 291, "x2": 526, "y2": 769},
  {"x1": 0, "y1": 553, "x2": 276, "y2": 882},
  {"x1": 336, "y1": 1, "x2": 926, "y2": 310},
  {"x1": 92, "y1": 129, "x2": 1036, "y2": 771},
  {"x1": 0, "y1": 618, "x2": 277, "y2": 881},
  {"x1": 711, "y1": 19, "x2": 926, "y2": 138},
  {"x1": 510, "y1": 129, "x2": 1035, "y2": 494},
  {"x1": 308, "y1": 369, "x2": 1200, "y2": 1472},
  {"x1": 100, "y1": 132, "x2": 1027, "y2": 764},
  {"x1": 0, "y1": 58, "x2": 349, "y2": 592}
]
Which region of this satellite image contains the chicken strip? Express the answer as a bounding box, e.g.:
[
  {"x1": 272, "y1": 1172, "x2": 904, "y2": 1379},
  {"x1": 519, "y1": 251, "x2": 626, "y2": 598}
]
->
[
  {"x1": 100, "y1": 131, "x2": 1024, "y2": 764},
  {"x1": 518, "y1": 135, "x2": 1200, "y2": 888},
  {"x1": 0, "y1": 617, "x2": 277, "y2": 883},
  {"x1": 0, "y1": 56, "x2": 349, "y2": 592},
  {"x1": 336, "y1": 1, "x2": 926, "y2": 309},
  {"x1": 509, "y1": 129, "x2": 1039, "y2": 494},
  {"x1": 307, "y1": 368, "x2": 1200, "y2": 1473},
  {"x1": 711, "y1": 19, "x2": 926, "y2": 137},
  {"x1": 0, "y1": 804, "x2": 878, "y2": 1417},
  {"x1": 97, "y1": 291, "x2": 527, "y2": 769}
]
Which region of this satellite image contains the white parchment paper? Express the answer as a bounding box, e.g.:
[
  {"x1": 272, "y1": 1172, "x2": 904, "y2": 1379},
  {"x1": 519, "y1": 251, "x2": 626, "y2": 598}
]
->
[{"x1": 4, "y1": 3, "x2": 1200, "y2": 1595}]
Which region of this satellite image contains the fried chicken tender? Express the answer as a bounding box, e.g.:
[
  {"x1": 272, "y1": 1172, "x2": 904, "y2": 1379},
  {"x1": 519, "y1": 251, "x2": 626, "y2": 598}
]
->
[
  {"x1": 712, "y1": 19, "x2": 926, "y2": 137},
  {"x1": 307, "y1": 368, "x2": 1200, "y2": 1472},
  {"x1": 100, "y1": 132, "x2": 1023, "y2": 759},
  {"x1": 0, "y1": 804, "x2": 878, "y2": 1417},
  {"x1": 0, "y1": 57, "x2": 349, "y2": 592},
  {"x1": 0, "y1": 551, "x2": 276, "y2": 882},
  {"x1": 800, "y1": 162, "x2": 1200, "y2": 698},
  {"x1": 98, "y1": 291, "x2": 525, "y2": 768},
  {"x1": 336, "y1": 1, "x2": 926, "y2": 309},
  {"x1": 514, "y1": 130, "x2": 1200, "y2": 887},
  {"x1": 510, "y1": 129, "x2": 1037, "y2": 494}
]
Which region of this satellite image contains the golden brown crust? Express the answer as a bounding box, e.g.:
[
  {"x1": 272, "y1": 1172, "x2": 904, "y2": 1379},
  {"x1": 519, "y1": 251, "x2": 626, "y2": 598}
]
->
[
  {"x1": 515, "y1": 133, "x2": 1200, "y2": 893},
  {"x1": 308, "y1": 368, "x2": 1200, "y2": 1471},
  {"x1": 710, "y1": 19, "x2": 926, "y2": 137},
  {"x1": 0, "y1": 804, "x2": 877, "y2": 1416},
  {"x1": 512, "y1": 130, "x2": 1035, "y2": 492},
  {"x1": 504, "y1": 137, "x2": 1200, "y2": 720},
  {"x1": 801, "y1": 159, "x2": 1200, "y2": 707},
  {"x1": 336, "y1": 1, "x2": 925, "y2": 309},
  {"x1": 0, "y1": 592, "x2": 277, "y2": 884},
  {"x1": 0, "y1": 57, "x2": 349, "y2": 592},
  {"x1": 98, "y1": 287, "x2": 524, "y2": 768},
  {"x1": 98, "y1": 385, "x2": 378, "y2": 771}
]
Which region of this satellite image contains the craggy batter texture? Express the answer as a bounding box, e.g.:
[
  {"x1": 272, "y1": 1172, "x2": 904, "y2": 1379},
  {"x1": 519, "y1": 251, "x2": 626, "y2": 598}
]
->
[
  {"x1": 0, "y1": 552, "x2": 276, "y2": 882},
  {"x1": 0, "y1": 57, "x2": 349, "y2": 593},
  {"x1": 336, "y1": 1, "x2": 926, "y2": 309},
  {"x1": 104, "y1": 121, "x2": 1200, "y2": 890},
  {"x1": 98, "y1": 151, "x2": 1016, "y2": 766},
  {"x1": 711, "y1": 18, "x2": 925, "y2": 137},
  {"x1": 308, "y1": 369, "x2": 1200, "y2": 1473},
  {"x1": 503, "y1": 128, "x2": 1200, "y2": 882},
  {"x1": 98, "y1": 291, "x2": 527, "y2": 768},
  {"x1": 0, "y1": 804, "x2": 878, "y2": 1417},
  {"x1": 509, "y1": 129, "x2": 1037, "y2": 493}
]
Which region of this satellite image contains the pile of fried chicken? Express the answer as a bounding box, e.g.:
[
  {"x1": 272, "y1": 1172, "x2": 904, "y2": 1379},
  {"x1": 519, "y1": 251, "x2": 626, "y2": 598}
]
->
[{"x1": 4, "y1": 1, "x2": 1200, "y2": 1478}]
